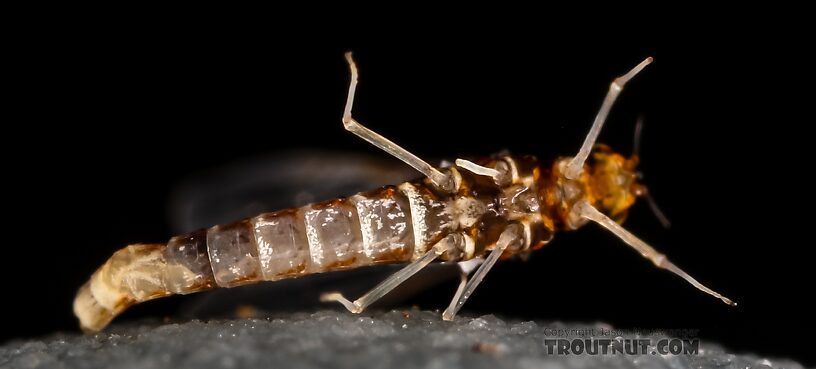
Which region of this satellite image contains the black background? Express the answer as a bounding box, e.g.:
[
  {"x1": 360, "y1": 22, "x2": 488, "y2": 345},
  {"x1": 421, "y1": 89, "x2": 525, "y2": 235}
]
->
[{"x1": 4, "y1": 19, "x2": 812, "y2": 365}]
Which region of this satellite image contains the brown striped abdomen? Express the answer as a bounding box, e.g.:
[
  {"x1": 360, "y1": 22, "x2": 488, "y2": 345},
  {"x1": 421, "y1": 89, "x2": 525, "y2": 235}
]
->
[
  {"x1": 74, "y1": 185, "x2": 431, "y2": 332},
  {"x1": 201, "y1": 186, "x2": 417, "y2": 288}
]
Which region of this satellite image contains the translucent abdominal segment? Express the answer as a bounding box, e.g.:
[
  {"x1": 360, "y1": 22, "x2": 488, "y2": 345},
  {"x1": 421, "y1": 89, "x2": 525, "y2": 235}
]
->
[
  {"x1": 163, "y1": 230, "x2": 215, "y2": 294},
  {"x1": 206, "y1": 220, "x2": 263, "y2": 287},
  {"x1": 253, "y1": 209, "x2": 311, "y2": 280},
  {"x1": 351, "y1": 186, "x2": 414, "y2": 263},
  {"x1": 303, "y1": 198, "x2": 367, "y2": 271},
  {"x1": 397, "y1": 182, "x2": 455, "y2": 259}
]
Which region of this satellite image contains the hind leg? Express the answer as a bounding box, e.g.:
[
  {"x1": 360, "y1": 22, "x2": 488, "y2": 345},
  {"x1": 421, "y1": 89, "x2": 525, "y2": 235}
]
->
[
  {"x1": 340, "y1": 52, "x2": 453, "y2": 192},
  {"x1": 321, "y1": 233, "x2": 464, "y2": 313},
  {"x1": 442, "y1": 224, "x2": 523, "y2": 320}
]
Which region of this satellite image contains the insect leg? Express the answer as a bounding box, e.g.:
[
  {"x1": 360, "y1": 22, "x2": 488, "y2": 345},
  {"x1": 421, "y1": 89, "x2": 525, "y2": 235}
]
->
[
  {"x1": 443, "y1": 257, "x2": 484, "y2": 319},
  {"x1": 442, "y1": 224, "x2": 523, "y2": 321},
  {"x1": 320, "y1": 233, "x2": 463, "y2": 313},
  {"x1": 574, "y1": 200, "x2": 736, "y2": 306},
  {"x1": 342, "y1": 52, "x2": 453, "y2": 192},
  {"x1": 564, "y1": 57, "x2": 653, "y2": 180},
  {"x1": 454, "y1": 158, "x2": 509, "y2": 185},
  {"x1": 454, "y1": 159, "x2": 501, "y2": 178}
]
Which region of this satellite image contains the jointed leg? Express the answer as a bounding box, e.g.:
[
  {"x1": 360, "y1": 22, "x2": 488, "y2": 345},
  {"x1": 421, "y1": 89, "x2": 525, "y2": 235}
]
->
[
  {"x1": 454, "y1": 158, "x2": 509, "y2": 185},
  {"x1": 321, "y1": 233, "x2": 463, "y2": 313},
  {"x1": 564, "y1": 57, "x2": 653, "y2": 180},
  {"x1": 442, "y1": 257, "x2": 483, "y2": 319},
  {"x1": 342, "y1": 52, "x2": 453, "y2": 191},
  {"x1": 442, "y1": 224, "x2": 523, "y2": 320},
  {"x1": 574, "y1": 200, "x2": 736, "y2": 306}
]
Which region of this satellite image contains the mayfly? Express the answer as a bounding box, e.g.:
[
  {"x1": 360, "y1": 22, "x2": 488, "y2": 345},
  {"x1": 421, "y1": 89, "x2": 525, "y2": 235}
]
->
[{"x1": 74, "y1": 53, "x2": 735, "y2": 332}]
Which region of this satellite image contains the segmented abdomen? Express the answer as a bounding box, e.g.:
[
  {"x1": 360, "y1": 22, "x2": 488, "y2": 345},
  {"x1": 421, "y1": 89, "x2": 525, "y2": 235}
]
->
[
  {"x1": 201, "y1": 185, "x2": 417, "y2": 288},
  {"x1": 75, "y1": 182, "x2": 453, "y2": 331}
]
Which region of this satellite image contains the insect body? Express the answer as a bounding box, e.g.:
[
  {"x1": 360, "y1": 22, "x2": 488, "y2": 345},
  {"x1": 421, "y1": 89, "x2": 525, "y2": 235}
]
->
[{"x1": 74, "y1": 53, "x2": 734, "y2": 332}]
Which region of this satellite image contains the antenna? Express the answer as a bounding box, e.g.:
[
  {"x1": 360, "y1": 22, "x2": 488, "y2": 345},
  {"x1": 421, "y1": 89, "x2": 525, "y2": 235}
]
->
[
  {"x1": 632, "y1": 115, "x2": 644, "y2": 158},
  {"x1": 643, "y1": 189, "x2": 672, "y2": 229}
]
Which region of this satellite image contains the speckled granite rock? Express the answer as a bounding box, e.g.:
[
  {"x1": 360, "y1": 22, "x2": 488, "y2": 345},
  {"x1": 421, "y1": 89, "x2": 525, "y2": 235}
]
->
[{"x1": 0, "y1": 310, "x2": 803, "y2": 369}]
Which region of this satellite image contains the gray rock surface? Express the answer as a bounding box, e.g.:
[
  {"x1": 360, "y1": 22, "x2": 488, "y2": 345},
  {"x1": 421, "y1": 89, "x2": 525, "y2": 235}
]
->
[{"x1": 0, "y1": 310, "x2": 804, "y2": 369}]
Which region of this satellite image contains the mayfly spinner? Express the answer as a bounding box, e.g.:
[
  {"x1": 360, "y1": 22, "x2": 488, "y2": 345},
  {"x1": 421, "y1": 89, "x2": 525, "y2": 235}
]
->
[{"x1": 74, "y1": 53, "x2": 735, "y2": 332}]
